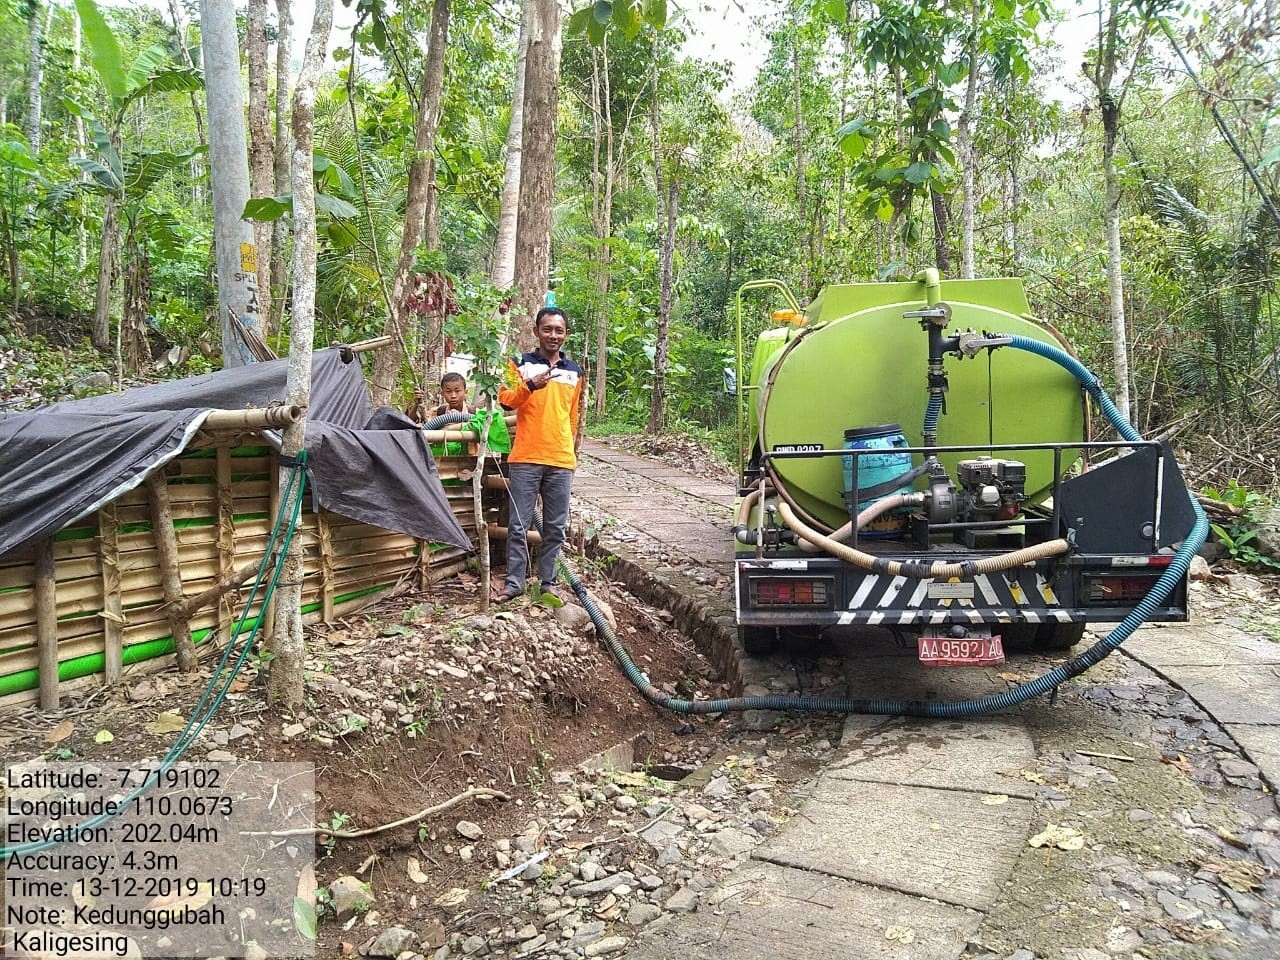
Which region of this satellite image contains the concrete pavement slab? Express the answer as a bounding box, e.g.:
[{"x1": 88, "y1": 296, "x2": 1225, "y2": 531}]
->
[
  {"x1": 1122, "y1": 622, "x2": 1280, "y2": 666},
  {"x1": 622, "y1": 860, "x2": 979, "y2": 960},
  {"x1": 833, "y1": 716, "x2": 1039, "y2": 798},
  {"x1": 1223, "y1": 724, "x2": 1280, "y2": 793},
  {"x1": 1141, "y1": 663, "x2": 1280, "y2": 725},
  {"x1": 753, "y1": 777, "x2": 1034, "y2": 911}
]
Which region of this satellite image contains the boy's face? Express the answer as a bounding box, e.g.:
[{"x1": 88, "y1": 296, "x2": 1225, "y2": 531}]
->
[
  {"x1": 442, "y1": 380, "x2": 467, "y2": 410},
  {"x1": 536, "y1": 314, "x2": 568, "y2": 357}
]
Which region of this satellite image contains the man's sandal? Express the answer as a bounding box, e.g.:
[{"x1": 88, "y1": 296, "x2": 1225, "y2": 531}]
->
[{"x1": 491, "y1": 586, "x2": 523, "y2": 604}]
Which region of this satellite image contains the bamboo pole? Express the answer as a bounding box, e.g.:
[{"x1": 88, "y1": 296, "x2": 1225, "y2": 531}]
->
[
  {"x1": 345, "y1": 335, "x2": 393, "y2": 354},
  {"x1": 216, "y1": 447, "x2": 236, "y2": 647},
  {"x1": 98, "y1": 504, "x2": 123, "y2": 685},
  {"x1": 145, "y1": 473, "x2": 197, "y2": 671},
  {"x1": 487, "y1": 524, "x2": 540, "y2": 544},
  {"x1": 202, "y1": 405, "x2": 301, "y2": 430},
  {"x1": 317, "y1": 511, "x2": 335, "y2": 620},
  {"x1": 35, "y1": 537, "x2": 59, "y2": 709},
  {"x1": 264, "y1": 453, "x2": 280, "y2": 643}
]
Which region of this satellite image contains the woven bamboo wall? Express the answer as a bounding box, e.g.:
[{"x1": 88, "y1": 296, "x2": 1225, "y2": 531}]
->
[{"x1": 0, "y1": 437, "x2": 482, "y2": 709}]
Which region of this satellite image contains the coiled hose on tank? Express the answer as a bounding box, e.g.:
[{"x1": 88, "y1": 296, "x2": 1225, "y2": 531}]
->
[
  {"x1": 555, "y1": 335, "x2": 1208, "y2": 717},
  {"x1": 424, "y1": 411, "x2": 473, "y2": 430}
]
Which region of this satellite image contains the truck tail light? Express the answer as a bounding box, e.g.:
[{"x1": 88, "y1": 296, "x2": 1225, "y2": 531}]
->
[
  {"x1": 1086, "y1": 574, "x2": 1162, "y2": 604},
  {"x1": 750, "y1": 578, "x2": 831, "y2": 607}
]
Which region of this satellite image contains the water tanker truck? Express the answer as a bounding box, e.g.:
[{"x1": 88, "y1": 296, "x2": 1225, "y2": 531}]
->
[{"x1": 732, "y1": 269, "x2": 1197, "y2": 664}]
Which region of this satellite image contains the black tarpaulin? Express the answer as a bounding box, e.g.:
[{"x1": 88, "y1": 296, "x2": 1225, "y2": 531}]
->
[{"x1": 0, "y1": 348, "x2": 471, "y2": 558}]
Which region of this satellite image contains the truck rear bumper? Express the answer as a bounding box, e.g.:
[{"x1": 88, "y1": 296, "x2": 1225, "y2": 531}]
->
[{"x1": 735, "y1": 555, "x2": 1189, "y2": 629}]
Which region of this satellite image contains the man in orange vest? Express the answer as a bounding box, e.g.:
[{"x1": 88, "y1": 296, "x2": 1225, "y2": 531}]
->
[{"x1": 493, "y1": 306, "x2": 583, "y2": 603}]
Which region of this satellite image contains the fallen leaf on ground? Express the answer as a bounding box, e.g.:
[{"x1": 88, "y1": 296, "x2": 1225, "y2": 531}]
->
[
  {"x1": 147, "y1": 881, "x2": 213, "y2": 914},
  {"x1": 145, "y1": 712, "x2": 186, "y2": 735},
  {"x1": 296, "y1": 863, "x2": 316, "y2": 903},
  {"x1": 1217, "y1": 862, "x2": 1267, "y2": 893},
  {"x1": 406, "y1": 858, "x2": 429, "y2": 884},
  {"x1": 45, "y1": 719, "x2": 74, "y2": 743},
  {"x1": 982, "y1": 794, "x2": 1009, "y2": 805},
  {"x1": 434, "y1": 888, "x2": 469, "y2": 908},
  {"x1": 1022, "y1": 771, "x2": 1046, "y2": 784},
  {"x1": 93, "y1": 729, "x2": 114, "y2": 744},
  {"x1": 1161, "y1": 754, "x2": 1194, "y2": 774},
  {"x1": 72, "y1": 879, "x2": 96, "y2": 909},
  {"x1": 884, "y1": 925, "x2": 915, "y2": 944},
  {"x1": 999, "y1": 672, "x2": 1023, "y2": 682},
  {"x1": 228, "y1": 678, "x2": 252, "y2": 694},
  {"x1": 1028, "y1": 824, "x2": 1085, "y2": 850}
]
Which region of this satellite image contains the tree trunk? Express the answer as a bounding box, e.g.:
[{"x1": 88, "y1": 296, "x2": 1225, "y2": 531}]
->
[
  {"x1": 791, "y1": 31, "x2": 809, "y2": 295},
  {"x1": 930, "y1": 183, "x2": 950, "y2": 273},
  {"x1": 122, "y1": 226, "x2": 151, "y2": 372},
  {"x1": 248, "y1": 0, "x2": 274, "y2": 322},
  {"x1": 166, "y1": 0, "x2": 206, "y2": 143},
  {"x1": 647, "y1": 178, "x2": 677, "y2": 435},
  {"x1": 201, "y1": 0, "x2": 266, "y2": 368},
  {"x1": 369, "y1": 0, "x2": 451, "y2": 409},
  {"x1": 92, "y1": 194, "x2": 119, "y2": 351},
  {"x1": 1088, "y1": 0, "x2": 1147, "y2": 425},
  {"x1": 272, "y1": 0, "x2": 293, "y2": 333},
  {"x1": 270, "y1": 0, "x2": 333, "y2": 711},
  {"x1": 25, "y1": 1, "x2": 44, "y2": 152},
  {"x1": 1102, "y1": 107, "x2": 1130, "y2": 423},
  {"x1": 511, "y1": 0, "x2": 562, "y2": 352},
  {"x1": 958, "y1": 0, "x2": 981, "y2": 278},
  {"x1": 591, "y1": 43, "x2": 614, "y2": 418},
  {"x1": 491, "y1": 0, "x2": 530, "y2": 291},
  {"x1": 72, "y1": 9, "x2": 88, "y2": 274}
]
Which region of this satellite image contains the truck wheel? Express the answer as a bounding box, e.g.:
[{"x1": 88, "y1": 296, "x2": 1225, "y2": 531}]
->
[
  {"x1": 739, "y1": 626, "x2": 776, "y2": 657},
  {"x1": 1035, "y1": 622, "x2": 1087, "y2": 651},
  {"x1": 996, "y1": 624, "x2": 1038, "y2": 652}
]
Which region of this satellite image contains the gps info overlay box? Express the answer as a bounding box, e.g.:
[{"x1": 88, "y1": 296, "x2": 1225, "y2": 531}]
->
[{"x1": 3, "y1": 761, "x2": 315, "y2": 958}]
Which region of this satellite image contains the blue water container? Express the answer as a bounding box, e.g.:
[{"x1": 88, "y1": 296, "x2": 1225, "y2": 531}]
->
[{"x1": 842, "y1": 423, "x2": 913, "y2": 537}]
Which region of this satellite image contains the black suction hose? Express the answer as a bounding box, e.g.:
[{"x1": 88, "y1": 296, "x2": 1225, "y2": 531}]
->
[{"x1": 551, "y1": 339, "x2": 1206, "y2": 717}]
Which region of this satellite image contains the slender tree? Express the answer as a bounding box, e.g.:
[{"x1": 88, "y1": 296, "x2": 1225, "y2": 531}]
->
[
  {"x1": 23, "y1": 0, "x2": 45, "y2": 151},
  {"x1": 247, "y1": 0, "x2": 273, "y2": 321},
  {"x1": 511, "y1": 0, "x2": 561, "y2": 351},
  {"x1": 491, "y1": 0, "x2": 529, "y2": 291},
  {"x1": 271, "y1": 0, "x2": 333, "y2": 711},
  {"x1": 272, "y1": 0, "x2": 292, "y2": 332},
  {"x1": 201, "y1": 0, "x2": 266, "y2": 367},
  {"x1": 165, "y1": 0, "x2": 206, "y2": 142},
  {"x1": 957, "y1": 0, "x2": 981, "y2": 278},
  {"x1": 369, "y1": 0, "x2": 452, "y2": 408},
  {"x1": 1086, "y1": 0, "x2": 1150, "y2": 423}
]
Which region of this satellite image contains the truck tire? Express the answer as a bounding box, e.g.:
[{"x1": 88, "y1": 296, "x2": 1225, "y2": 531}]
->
[
  {"x1": 1035, "y1": 622, "x2": 1087, "y2": 651},
  {"x1": 996, "y1": 624, "x2": 1039, "y2": 652},
  {"x1": 739, "y1": 626, "x2": 776, "y2": 657}
]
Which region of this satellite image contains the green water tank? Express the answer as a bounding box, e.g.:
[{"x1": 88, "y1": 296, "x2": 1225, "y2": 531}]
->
[{"x1": 750, "y1": 277, "x2": 1085, "y2": 530}]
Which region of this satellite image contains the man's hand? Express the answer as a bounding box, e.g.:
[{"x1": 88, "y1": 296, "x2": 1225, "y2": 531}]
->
[{"x1": 527, "y1": 370, "x2": 557, "y2": 390}]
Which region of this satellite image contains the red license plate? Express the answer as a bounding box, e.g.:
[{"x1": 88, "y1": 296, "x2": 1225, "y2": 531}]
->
[{"x1": 917, "y1": 635, "x2": 1006, "y2": 667}]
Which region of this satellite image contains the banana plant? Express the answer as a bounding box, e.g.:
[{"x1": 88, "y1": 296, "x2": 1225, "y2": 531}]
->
[{"x1": 68, "y1": 0, "x2": 203, "y2": 356}]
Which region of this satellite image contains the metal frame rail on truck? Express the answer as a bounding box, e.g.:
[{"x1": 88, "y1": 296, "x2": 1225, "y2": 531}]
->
[{"x1": 731, "y1": 269, "x2": 1197, "y2": 666}]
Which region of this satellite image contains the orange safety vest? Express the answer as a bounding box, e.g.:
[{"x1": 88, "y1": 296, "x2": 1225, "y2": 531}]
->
[{"x1": 498, "y1": 351, "x2": 583, "y2": 469}]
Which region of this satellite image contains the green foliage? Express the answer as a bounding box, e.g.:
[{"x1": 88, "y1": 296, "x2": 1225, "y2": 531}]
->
[
  {"x1": 1201, "y1": 481, "x2": 1278, "y2": 569},
  {"x1": 446, "y1": 273, "x2": 520, "y2": 403}
]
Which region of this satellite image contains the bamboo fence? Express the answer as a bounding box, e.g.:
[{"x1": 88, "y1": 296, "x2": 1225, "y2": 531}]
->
[{"x1": 0, "y1": 429, "x2": 499, "y2": 710}]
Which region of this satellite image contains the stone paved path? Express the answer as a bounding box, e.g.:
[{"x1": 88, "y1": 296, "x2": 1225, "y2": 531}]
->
[{"x1": 573, "y1": 439, "x2": 1280, "y2": 959}]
